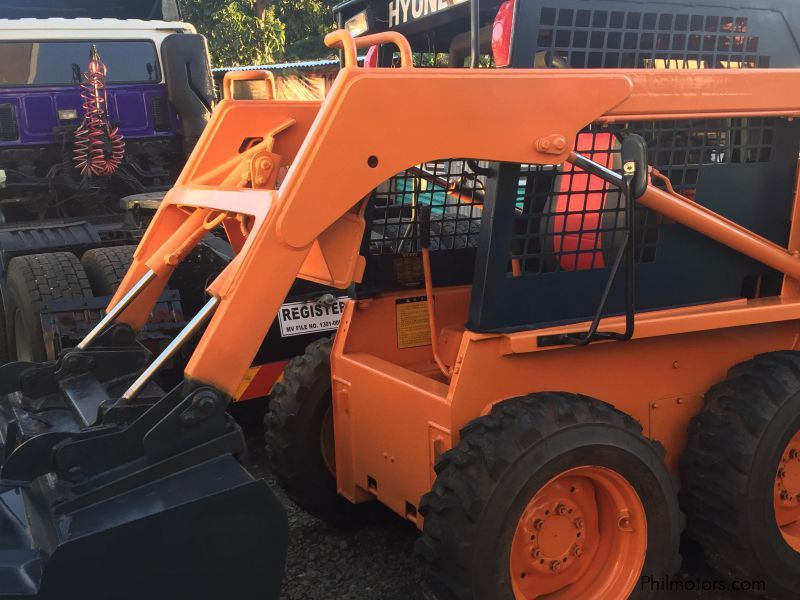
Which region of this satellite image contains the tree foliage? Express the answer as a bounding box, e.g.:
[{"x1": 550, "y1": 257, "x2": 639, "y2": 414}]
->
[
  {"x1": 179, "y1": 0, "x2": 336, "y2": 67},
  {"x1": 276, "y1": 0, "x2": 336, "y2": 60}
]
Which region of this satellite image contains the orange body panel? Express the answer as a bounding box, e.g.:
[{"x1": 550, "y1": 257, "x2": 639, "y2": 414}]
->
[
  {"x1": 331, "y1": 289, "x2": 800, "y2": 523},
  {"x1": 105, "y1": 32, "x2": 800, "y2": 525}
]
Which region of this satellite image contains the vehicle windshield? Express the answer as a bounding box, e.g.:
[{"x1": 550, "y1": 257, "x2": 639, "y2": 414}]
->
[{"x1": 0, "y1": 40, "x2": 159, "y2": 86}]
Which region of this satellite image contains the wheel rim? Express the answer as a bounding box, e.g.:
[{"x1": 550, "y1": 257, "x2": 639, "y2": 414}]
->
[
  {"x1": 509, "y1": 466, "x2": 647, "y2": 600},
  {"x1": 320, "y1": 404, "x2": 336, "y2": 476},
  {"x1": 774, "y1": 430, "x2": 800, "y2": 551}
]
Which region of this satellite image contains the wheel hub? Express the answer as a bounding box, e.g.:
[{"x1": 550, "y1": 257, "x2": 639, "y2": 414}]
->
[
  {"x1": 774, "y1": 431, "x2": 800, "y2": 552},
  {"x1": 527, "y1": 500, "x2": 586, "y2": 574},
  {"x1": 777, "y1": 445, "x2": 800, "y2": 502},
  {"x1": 510, "y1": 466, "x2": 646, "y2": 600}
]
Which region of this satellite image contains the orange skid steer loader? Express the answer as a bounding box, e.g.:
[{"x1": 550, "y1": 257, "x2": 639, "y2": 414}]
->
[{"x1": 4, "y1": 4, "x2": 800, "y2": 599}]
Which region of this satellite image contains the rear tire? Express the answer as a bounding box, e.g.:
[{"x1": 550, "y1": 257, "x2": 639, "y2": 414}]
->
[
  {"x1": 681, "y1": 351, "x2": 800, "y2": 599},
  {"x1": 5, "y1": 252, "x2": 92, "y2": 362},
  {"x1": 417, "y1": 392, "x2": 682, "y2": 600},
  {"x1": 0, "y1": 289, "x2": 10, "y2": 365},
  {"x1": 81, "y1": 245, "x2": 136, "y2": 296},
  {"x1": 265, "y1": 337, "x2": 371, "y2": 526}
]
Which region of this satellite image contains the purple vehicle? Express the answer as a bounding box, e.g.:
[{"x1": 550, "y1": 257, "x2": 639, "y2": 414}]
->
[{"x1": 0, "y1": 1, "x2": 217, "y2": 364}]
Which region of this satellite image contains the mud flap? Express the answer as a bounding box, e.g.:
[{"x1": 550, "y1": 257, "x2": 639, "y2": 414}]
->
[{"x1": 0, "y1": 456, "x2": 287, "y2": 600}]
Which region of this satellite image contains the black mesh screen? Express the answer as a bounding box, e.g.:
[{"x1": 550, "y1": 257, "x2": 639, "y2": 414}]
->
[
  {"x1": 0, "y1": 103, "x2": 18, "y2": 142},
  {"x1": 151, "y1": 96, "x2": 170, "y2": 132},
  {"x1": 536, "y1": 7, "x2": 769, "y2": 69},
  {"x1": 508, "y1": 129, "x2": 660, "y2": 276},
  {"x1": 368, "y1": 160, "x2": 484, "y2": 255},
  {"x1": 636, "y1": 117, "x2": 775, "y2": 194},
  {"x1": 503, "y1": 3, "x2": 782, "y2": 276},
  {"x1": 506, "y1": 116, "x2": 777, "y2": 275}
]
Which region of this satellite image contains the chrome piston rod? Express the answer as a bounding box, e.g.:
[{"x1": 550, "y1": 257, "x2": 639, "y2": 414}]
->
[
  {"x1": 121, "y1": 296, "x2": 220, "y2": 401},
  {"x1": 569, "y1": 152, "x2": 624, "y2": 187},
  {"x1": 77, "y1": 269, "x2": 157, "y2": 351}
]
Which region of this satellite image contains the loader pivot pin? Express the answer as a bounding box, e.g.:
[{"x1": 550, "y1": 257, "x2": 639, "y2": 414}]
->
[{"x1": 77, "y1": 269, "x2": 157, "y2": 351}]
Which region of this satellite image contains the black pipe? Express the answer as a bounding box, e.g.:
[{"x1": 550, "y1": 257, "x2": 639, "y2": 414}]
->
[
  {"x1": 449, "y1": 25, "x2": 492, "y2": 67},
  {"x1": 470, "y1": 0, "x2": 481, "y2": 68}
]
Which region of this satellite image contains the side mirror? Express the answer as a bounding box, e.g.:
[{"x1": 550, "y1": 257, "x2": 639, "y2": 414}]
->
[{"x1": 621, "y1": 134, "x2": 649, "y2": 199}]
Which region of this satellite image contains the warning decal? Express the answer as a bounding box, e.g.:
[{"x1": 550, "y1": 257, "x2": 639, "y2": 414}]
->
[
  {"x1": 278, "y1": 297, "x2": 348, "y2": 337},
  {"x1": 396, "y1": 296, "x2": 432, "y2": 349}
]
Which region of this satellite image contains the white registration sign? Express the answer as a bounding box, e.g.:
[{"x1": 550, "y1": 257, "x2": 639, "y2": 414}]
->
[{"x1": 278, "y1": 297, "x2": 349, "y2": 337}]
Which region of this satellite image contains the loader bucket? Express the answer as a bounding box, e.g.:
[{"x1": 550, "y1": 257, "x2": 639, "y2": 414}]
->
[{"x1": 0, "y1": 345, "x2": 288, "y2": 600}]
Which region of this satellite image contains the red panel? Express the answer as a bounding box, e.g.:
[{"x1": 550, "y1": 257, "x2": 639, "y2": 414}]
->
[
  {"x1": 491, "y1": 1, "x2": 515, "y2": 68},
  {"x1": 553, "y1": 132, "x2": 617, "y2": 271},
  {"x1": 237, "y1": 360, "x2": 289, "y2": 402}
]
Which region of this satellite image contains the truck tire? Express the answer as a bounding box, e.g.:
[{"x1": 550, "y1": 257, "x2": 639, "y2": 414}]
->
[
  {"x1": 681, "y1": 351, "x2": 800, "y2": 599},
  {"x1": 265, "y1": 337, "x2": 369, "y2": 526},
  {"x1": 82, "y1": 245, "x2": 136, "y2": 296},
  {"x1": 417, "y1": 392, "x2": 682, "y2": 600},
  {"x1": 5, "y1": 252, "x2": 92, "y2": 363},
  {"x1": 0, "y1": 296, "x2": 9, "y2": 365}
]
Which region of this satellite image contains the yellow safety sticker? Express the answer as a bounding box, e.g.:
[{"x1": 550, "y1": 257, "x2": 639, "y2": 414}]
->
[{"x1": 396, "y1": 296, "x2": 432, "y2": 349}]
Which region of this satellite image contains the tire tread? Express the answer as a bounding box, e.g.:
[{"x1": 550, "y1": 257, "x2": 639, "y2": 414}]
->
[
  {"x1": 681, "y1": 351, "x2": 800, "y2": 595},
  {"x1": 418, "y1": 392, "x2": 681, "y2": 600}
]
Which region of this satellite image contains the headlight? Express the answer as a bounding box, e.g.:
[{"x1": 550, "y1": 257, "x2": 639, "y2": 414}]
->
[{"x1": 345, "y1": 11, "x2": 370, "y2": 37}]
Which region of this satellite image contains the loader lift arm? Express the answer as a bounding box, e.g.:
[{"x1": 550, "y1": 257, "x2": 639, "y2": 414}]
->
[{"x1": 108, "y1": 31, "x2": 800, "y2": 399}]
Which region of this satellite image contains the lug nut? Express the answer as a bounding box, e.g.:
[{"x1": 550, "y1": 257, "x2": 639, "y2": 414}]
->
[
  {"x1": 556, "y1": 504, "x2": 568, "y2": 516},
  {"x1": 778, "y1": 468, "x2": 786, "y2": 478},
  {"x1": 573, "y1": 545, "x2": 582, "y2": 558},
  {"x1": 781, "y1": 490, "x2": 791, "y2": 501},
  {"x1": 790, "y1": 449, "x2": 798, "y2": 459},
  {"x1": 573, "y1": 518, "x2": 583, "y2": 529},
  {"x1": 533, "y1": 519, "x2": 544, "y2": 531},
  {"x1": 550, "y1": 560, "x2": 561, "y2": 572},
  {"x1": 531, "y1": 548, "x2": 541, "y2": 558}
]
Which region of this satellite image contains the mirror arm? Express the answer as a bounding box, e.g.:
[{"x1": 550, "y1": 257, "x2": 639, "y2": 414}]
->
[{"x1": 538, "y1": 134, "x2": 646, "y2": 347}]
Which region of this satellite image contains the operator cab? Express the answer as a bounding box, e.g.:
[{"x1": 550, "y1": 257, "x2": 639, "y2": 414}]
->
[{"x1": 331, "y1": 0, "x2": 800, "y2": 380}]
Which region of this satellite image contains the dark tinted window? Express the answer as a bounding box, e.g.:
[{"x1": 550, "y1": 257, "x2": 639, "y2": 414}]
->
[{"x1": 0, "y1": 40, "x2": 159, "y2": 86}]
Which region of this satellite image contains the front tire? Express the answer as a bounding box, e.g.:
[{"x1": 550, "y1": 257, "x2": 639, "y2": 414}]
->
[
  {"x1": 417, "y1": 392, "x2": 682, "y2": 600},
  {"x1": 265, "y1": 337, "x2": 370, "y2": 526},
  {"x1": 681, "y1": 351, "x2": 800, "y2": 599}
]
